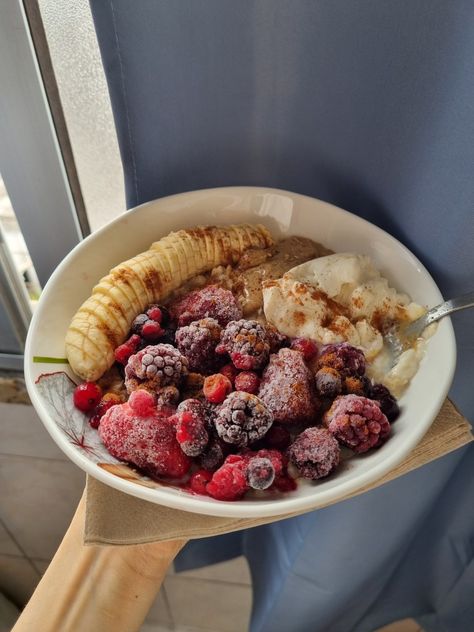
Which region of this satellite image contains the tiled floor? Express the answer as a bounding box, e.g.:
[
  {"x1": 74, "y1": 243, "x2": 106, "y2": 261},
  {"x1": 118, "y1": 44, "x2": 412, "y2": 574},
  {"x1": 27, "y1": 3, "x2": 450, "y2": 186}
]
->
[{"x1": 0, "y1": 401, "x2": 422, "y2": 631}]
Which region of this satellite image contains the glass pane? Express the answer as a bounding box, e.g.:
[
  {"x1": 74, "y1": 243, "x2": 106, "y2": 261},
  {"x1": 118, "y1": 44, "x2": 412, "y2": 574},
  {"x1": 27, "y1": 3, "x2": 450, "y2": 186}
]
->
[
  {"x1": 38, "y1": 0, "x2": 126, "y2": 232},
  {"x1": 0, "y1": 175, "x2": 41, "y2": 304},
  {"x1": 0, "y1": 174, "x2": 37, "y2": 356}
]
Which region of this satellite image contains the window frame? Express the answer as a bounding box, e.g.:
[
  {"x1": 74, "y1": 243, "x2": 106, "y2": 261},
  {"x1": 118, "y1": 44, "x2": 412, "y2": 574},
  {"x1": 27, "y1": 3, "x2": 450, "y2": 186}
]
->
[{"x1": 0, "y1": 0, "x2": 83, "y2": 369}]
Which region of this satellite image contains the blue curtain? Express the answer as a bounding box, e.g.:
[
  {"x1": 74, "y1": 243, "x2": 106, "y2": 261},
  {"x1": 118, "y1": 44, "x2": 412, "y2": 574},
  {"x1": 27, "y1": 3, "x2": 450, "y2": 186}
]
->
[{"x1": 90, "y1": 2, "x2": 474, "y2": 629}]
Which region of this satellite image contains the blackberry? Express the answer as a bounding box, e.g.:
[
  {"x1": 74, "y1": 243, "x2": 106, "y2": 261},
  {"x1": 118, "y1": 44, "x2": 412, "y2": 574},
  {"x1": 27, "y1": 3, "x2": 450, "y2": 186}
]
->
[
  {"x1": 317, "y1": 343, "x2": 366, "y2": 377},
  {"x1": 216, "y1": 319, "x2": 271, "y2": 370},
  {"x1": 175, "y1": 318, "x2": 222, "y2": 372},
  {"x1": 287, "y1": 427, "x2": 340, "y2": 479},
  {"x1": 125, "y1": 344, "x2": 188, "y2": 394},
  {"x1": 215, "y1": 391, "x2": 273, "y2": 447},
  {"x1": 370, "y1": 383, "x2": 400, "y2": 422}
]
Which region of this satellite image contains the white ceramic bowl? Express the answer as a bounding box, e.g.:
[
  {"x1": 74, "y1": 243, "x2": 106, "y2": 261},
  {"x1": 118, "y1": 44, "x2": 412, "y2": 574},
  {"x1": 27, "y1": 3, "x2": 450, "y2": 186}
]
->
[{"x1": 24, "y1": 187, "x2": 456, "y2": 518}]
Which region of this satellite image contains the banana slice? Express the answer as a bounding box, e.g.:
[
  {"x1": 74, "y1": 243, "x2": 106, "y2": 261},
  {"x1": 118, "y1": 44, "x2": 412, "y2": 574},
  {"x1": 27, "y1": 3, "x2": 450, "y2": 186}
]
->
[{"x1": 66, "y1": 224, "x2": 274, "y2": 381}]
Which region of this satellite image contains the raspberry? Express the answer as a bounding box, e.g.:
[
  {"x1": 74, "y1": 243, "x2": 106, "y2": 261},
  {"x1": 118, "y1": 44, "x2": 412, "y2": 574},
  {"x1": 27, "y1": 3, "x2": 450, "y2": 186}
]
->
[
  {"x1": 99, "y1": 402, "x2": 191, "y2": 479},
  {"x1": 216, "y1": 320, "x2": 271, "y2": 370},
  {"x1": 141, "y1": 320, "x2": 164, "y2": 341},
  {"x1": 254, "y1": 448, "x2": 284, "y2": 476},
  {"x1": 291, "y1": 338, "x2": 318, "y2": 361},
  {"x1": 246, "y1": 457, "x2": 275, "y2": 490},
  {"x1": 171, "y1": 285, "x2": 242, "y2": 327},
  {"x1": 370, "y1": 384, "x2": 400, "y2": 422},
  {"x1": 272, "y1": 475, "x2": 297, "y2": 492},
  {"x1": 73, "y1": 382, "x2": 102, "y2": 413},
  {"x1": 189, "y1": 469, "x2": 213, "y2": 495},
  {"x1": 128, "y1": 389, "x2": 156, "y2": 416},
  {"x1": 324, "y1": 394, "x2": 391, "y2": 453},
  {"x1": 203, "y1": 373, "x2": 232, "y2": 404},
  {"x1": 125, "y1": 344, "x2": 188, "y2": 394},
  {"x1": 173, "y1": 409, "x2": 209, "y2": 456},
  {"x1": 114, "y1": 334, "x2": 141, "y2": 365},
  {"x1": 259, "y1": 348, "x2": 318, "y2": 425},
  {"x1": 175, "y1": 318, "x2": 222, "y2": 372},
  {"x1": 234, "y1": 371, "x2": 260, "y2": 394},
  {"x1": 146, "y1": 305, "x2": 163, "y2": 323},
  {"x1": 206, "y1": 456, "x2": 249, "y2": 500},
  {"x1": 219, "y1": 363, "x2": 239, "y2": 386},
  {"x1": 215, "y1": 391, "x2": 273, "y2": 447},
  {"x1": 287, "y1": 427, "x2": 340, "y2": 479},
  {"x1": 315, "y1": 367, "x2": 343, "y2": 398},
  {"x1": 89, "y1": 392, "x2": 122, "y2": 428},
  {"x1": 317, "y1": 343, "x2": 366, "y2": 377}
]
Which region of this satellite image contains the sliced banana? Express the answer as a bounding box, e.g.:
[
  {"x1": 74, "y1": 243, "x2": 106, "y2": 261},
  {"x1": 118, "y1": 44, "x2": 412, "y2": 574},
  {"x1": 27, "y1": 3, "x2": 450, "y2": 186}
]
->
[{"x1": 66, "y1": 224, "x2": 273, "y2": 381}]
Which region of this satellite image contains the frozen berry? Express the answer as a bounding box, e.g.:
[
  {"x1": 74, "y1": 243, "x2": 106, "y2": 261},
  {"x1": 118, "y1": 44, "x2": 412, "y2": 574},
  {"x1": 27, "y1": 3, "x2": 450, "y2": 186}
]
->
[
  {"x1": 324, "y1": 394, "x2": 391, "y2": 453},
  {"x1": 146, "y1": 305, "x2": 163, "y2": 323},
  {"x1": 73, "y1": 382, "x2": 102, "y2": 413},
  {"x1": 287, "y1": 427, "x2": 340, "y2": 479},
  {"x1": 219, "y1": 363, "x2": 239, "y2": 386},
  {"x1": 263, "y1": 425, "x2": 291, "y2": 450},
  {"x1": 344, "y1": 375, "x2": 370, "y2": 396},
  {"x1": 234, "y1": 371, "x2": 261, "y2": 394},
  {"x1": 215, "y1": 391, "x2": 273, "y2": 447},
  {"x1": 259, "y1": 348, "x2": 318, "y2": 425},
  {"x1": 370, "y1": 384, "x2": 400, "y2": 422},
  {"x1": 173, "y1": 409, "x2": 209, "y2": 457},
  {"x1": 315, "y1": 367, "x2": 343, "y2": 398},
  {"x1": 131, "y1": 313, "x2": 149, "y2": 335},
  {"x1": 128, "y1": 389, "x2": 156, "y2": 416},
  {"x1": 203, "y1": 373, "x2": 232, "y2": 404},
  {"x1": 216, "y1": 319, "x2": 272, "y2": 370},
  {"x1": 254, "y1": 448, "x2": 285, "y2": 476},
  {"x1": 99, "y1": 402, "x2": 191, "y2": 479},
  {"x1": 141, "y1": 320, "x2": 164, "y2": 341},
  {"x1": 291, "y1": 338, "x2": 318, "y2": 361},
  {"x1": 189, "y1": 469, "x2": 213, "y2": 495},
  {"x1": 272, "y1": 474, "x2": 297, "y2": 492},
  {"x1": 171, "y1": 285, "x2": 242, "y2": 327},
  {"x1": 198, "y1": 437, "x2": 226, "y2": 471},
  {"x1": 89, "y1": 392, "x2": 122, "y2": 428},
  {"x1": 175, "y1": 318, "x2": 222, "y2": 372},
  {"x1": 266, "y1": 325, "x2": 289, "y2": 352},
  {"x1": 114, "y1": 334, "x2": 142, "y2": 365},
  {"x1": 317, "y1": 343, "x2": 366, "y2": 377},
  {"x1": 246, "y1": 457, "x2": 275, "y2": 490},
  {"x1": 125, "y1": 344, "x2": 188, "y2": 394},
  {"x1": 206, "y1": 456, "x2": 249, "y2": 500}
]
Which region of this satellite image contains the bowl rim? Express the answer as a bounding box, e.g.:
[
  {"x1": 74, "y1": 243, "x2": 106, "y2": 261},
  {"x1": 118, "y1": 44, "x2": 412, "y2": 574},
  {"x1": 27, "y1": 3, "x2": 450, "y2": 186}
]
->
[{"x1": 24, "y1": 186, "x2": 457, "y2": 518}]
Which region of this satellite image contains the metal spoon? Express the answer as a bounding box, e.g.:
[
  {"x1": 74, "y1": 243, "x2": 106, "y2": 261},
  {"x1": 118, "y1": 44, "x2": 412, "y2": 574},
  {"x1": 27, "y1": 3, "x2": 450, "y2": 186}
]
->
[{"x1": 384, "y1": 290, "x2": 474, "y2": 362}]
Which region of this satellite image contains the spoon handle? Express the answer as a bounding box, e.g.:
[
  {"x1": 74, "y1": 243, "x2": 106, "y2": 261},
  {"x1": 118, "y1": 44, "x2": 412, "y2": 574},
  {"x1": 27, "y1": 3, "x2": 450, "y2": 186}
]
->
[{"x1": 424, "y1": 290, "x2": 474, "y2": 326}]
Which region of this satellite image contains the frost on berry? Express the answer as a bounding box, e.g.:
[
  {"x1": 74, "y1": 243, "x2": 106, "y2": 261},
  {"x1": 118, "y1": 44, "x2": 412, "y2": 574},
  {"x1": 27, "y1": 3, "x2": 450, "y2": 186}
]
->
[
  {"x1": 170, "y1": 285, "x2": 242, "y2": 327},
  {"x1": 317, "y1": 343, "x2": 366, "y2": 377},
  {"x1": 258, "y1": 348, "x2": 319, "y2": 425},
  {"x1": 323, "y1": 394, "x2": 391, "y2": 453},
  {"x1": 99, "y1": 401, "x2": 191, "y2": 479},
  {"x1": 246, "y1": 457, "x2": 275, "y2": 490},
  {"x1": 175, "y1": 318, "x2": 222, "y2": 372},
  {"x1": 314, "y1": 367, "x2": 343, "y2": 398},
  {"x1": 173, "y1": 399, "x2": 210, "y2": 456},
  {"x1": 215, "y1": 391, "x2": 273, "y2": 447},
  {"x1": 216, "y1": 319, "x2": 271, "y2": 370},
  {"x1": 125, "y1": 344, "x2": 188, "y2": 395},
  {"x1": 287, "y1": 427, "x2": 340, "y2": 479}
]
